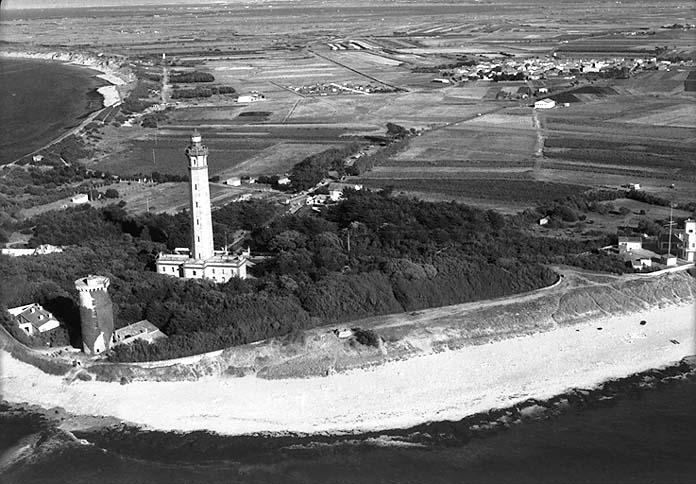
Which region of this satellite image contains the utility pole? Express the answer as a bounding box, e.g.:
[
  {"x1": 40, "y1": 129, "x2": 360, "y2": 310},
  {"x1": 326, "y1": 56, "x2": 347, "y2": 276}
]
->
[
  {"x1": 152, "y1": 148, "x2": 156, "y2": 165},
  {"x1": 667, "y1": 203, "x2": 674, "y2": 256}
]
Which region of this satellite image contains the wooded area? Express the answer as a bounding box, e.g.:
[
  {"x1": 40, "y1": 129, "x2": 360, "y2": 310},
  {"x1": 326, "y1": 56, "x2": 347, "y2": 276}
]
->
[{"x1": 1, "y1": 191, "x2": 629, "y2": 361}]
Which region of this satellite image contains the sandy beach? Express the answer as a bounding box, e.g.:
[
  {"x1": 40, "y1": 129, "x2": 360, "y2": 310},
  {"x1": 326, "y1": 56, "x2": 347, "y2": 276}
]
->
[
  {"x1": 2, "y1": 302, "x2": 693, "y2": 436},
  {"x1": 97, "y1": 85, "x2": 121, "y2": 107}
]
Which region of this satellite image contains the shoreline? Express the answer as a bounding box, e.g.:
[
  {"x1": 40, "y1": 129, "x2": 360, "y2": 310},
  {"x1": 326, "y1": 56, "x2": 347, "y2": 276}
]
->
[
  {"x1": 0, "y1": 50, "x2": 130, "y2": 109},
  {"x1": 0, "y1": 50, "x2": 133, "y2": 165},
  {"x1": 2, "y1": 301, "x2": 694, "y2": 436},
  {"x1": 0, "y1": 355, "x2": 696, "y2": 470}
]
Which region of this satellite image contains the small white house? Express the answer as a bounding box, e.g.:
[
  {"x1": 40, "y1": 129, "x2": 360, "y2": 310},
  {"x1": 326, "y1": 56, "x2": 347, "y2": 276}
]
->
[
  {"x1": 628, "y1": 183, "x2": 641, "y2": 191},
  {"x1": 662, "y1": 254, "x2": 678, "y2": 266},
  {"x1": 538, "y1": 217, "x2": 550, "y2": 226},
  {"x1": 534, "y1": 98, "x2": 556, "y2": 109},
  {"x1": 32, "y1": 154, "x2": 44, "y2": 163},
  {"x1": 277, "y1": 176, "x2": 291, "y2": 186},
  {"x1": 224, "y1": 177, "x2": 241, "y2": 186},
  {"x1": 538, "y1": 87, "x2": 549, "y2": 94},
  {"x1": 71, "y1": 194, "x2": 89, "y2": 204},
  {"x1": 618, "y1": 236, "x2": 642, "y2": 253},
  {"x1": 630, "y1": 257, "x2": 652, "y2": 270}
]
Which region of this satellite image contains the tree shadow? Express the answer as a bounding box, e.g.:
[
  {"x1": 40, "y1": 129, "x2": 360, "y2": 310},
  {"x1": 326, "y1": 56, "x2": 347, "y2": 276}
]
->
[{"x1": 43, "y1": 296, "x2": 82, "y2": 348}]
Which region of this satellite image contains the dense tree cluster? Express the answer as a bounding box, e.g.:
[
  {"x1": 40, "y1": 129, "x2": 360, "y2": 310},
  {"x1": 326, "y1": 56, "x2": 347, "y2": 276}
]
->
[
  {"x1": 170, "y1": 71, "x2": 215, "y2": 83},
  {"x1": 288, "y1": 144, "x2": 361, "y2": 191},
  {"x1": 170, "y1": 85, "x2": 236, "y2": 99},
  {"x1": 121, "y1": 80, "x2": 157, "y2": 114},
  {"x1": 2, "y1": 189, "x2": 638, "y2": 362}
]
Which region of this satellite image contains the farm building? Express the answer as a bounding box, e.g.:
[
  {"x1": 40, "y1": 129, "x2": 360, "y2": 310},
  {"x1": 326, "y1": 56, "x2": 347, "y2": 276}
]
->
[
  {"x1": 224, "y1": 176, "x2": 241, "y2": 186},
  {"x1": 237, "y1": 92, "x2": 265, "y2": 103},
  {"x1": 618, "y1": 236, "x2": 642, "y2": 253},
  {"x1": 538, "y1": 217, "x2": 550, "y2": 226},
  {"x1": 277, "y1": 176, "x2": 291, "y2": 186},
  {"x1": 534, "y1": 98, "x2": 556, "y2": 109},
  {"x1": 8, "y1": 303, "x2": 61, "y2": 336}
]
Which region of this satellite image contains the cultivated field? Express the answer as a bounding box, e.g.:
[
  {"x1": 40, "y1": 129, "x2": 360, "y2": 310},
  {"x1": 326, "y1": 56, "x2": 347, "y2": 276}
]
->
[{"x1": 3, "y1": 0, "x2": 694, "y2": 215}]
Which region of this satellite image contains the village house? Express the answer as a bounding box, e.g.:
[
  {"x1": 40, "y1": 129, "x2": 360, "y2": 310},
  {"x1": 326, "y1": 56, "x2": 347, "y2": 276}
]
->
[{"x1": 8, "y1": 303, "x2": 61, "y2": 336}]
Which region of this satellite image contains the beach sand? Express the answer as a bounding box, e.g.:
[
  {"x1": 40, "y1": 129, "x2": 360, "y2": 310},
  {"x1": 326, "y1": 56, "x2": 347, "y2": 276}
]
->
[
  {"x1": 2, "y1": 303, "x2": 693, "y2": 436},
  {"x1": 97, "y1": 85, "x2": 121, "y2": 107}
]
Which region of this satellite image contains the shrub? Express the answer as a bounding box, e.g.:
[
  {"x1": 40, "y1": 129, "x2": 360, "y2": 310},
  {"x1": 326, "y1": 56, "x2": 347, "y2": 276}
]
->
[{"x1": 352, "y1": 328, "x2": 381, "y2": 347}]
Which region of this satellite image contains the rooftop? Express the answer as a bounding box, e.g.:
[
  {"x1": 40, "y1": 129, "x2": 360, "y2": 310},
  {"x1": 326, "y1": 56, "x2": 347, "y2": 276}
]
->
[{"x1": 74, "y1": 275, "x2": 110, "y2": 290}]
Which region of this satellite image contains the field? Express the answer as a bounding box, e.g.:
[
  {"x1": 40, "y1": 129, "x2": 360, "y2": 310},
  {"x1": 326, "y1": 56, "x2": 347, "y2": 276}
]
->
[
  {"x1": 359, "y1": 178, "x2": 587, "y2": 203},
  {"x1": 2, "y1": 0, "x2": 694, "y2": 216}
]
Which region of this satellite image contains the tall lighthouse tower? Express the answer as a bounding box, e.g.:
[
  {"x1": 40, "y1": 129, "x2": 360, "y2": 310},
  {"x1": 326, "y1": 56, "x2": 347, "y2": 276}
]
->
[{"x1": 186, "y1": 130, "x2": 214, "y2": 260}]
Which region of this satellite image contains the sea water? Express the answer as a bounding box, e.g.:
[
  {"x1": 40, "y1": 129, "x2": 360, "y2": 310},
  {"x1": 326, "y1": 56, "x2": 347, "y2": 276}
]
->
[
  {"x1": 2, "y1": 361, "x2": 694, "y2": 483},
  {"x1": 0, "y1": 58, "x2": 107, "y2": 164}
]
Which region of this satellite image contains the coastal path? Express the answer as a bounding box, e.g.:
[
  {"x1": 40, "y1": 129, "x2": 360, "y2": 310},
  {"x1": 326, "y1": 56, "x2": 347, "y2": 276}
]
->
[{"x1": 2, "y1": 106, "x2": 109, "y2": 168}]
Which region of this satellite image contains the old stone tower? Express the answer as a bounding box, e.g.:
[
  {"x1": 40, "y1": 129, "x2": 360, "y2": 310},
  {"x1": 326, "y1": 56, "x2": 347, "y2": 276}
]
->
[
  {"x1": 186, "y1": 129, "x2": 215, "y2": 261},
  {"x1": 74, "y1": 275, "x2": 114, "y2": 355}
]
